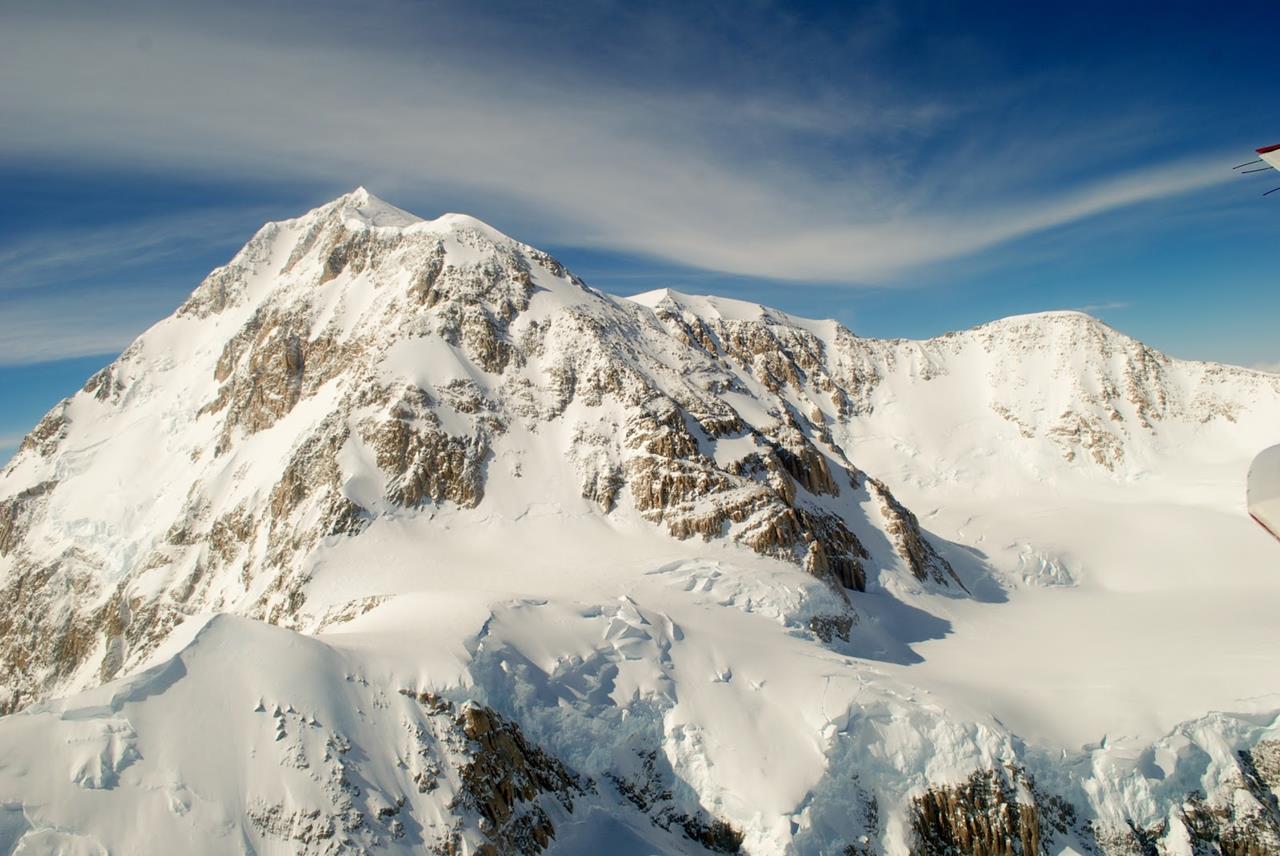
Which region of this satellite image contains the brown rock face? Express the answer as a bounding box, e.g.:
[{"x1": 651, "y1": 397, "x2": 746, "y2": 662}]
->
[
  {"x1": 369, "y1": 388, "x2": 489, "y2": 510},
  {"x1": 771, "y1": 426, "x2": 840, "y2": 497},
  {"x1": 911, "y1": 768, "x2": 1042, "y2": 856},
  {"x1": 202, "y1": 307, "x2": 357, "y2": 454},
  {"x1": 909, "y1": 748, "x2": 1280, "y2": 856},
  {"x1": 869, "y1": 477, "x2": 965, "y2": 590},
  {"x1": 450, "y1": 704, "x2": 589, "y2": 856},
  {"x1": 1250, "y1": 739, "x2": 1280, "y2": 788},
  {"x1": 654, "y1": 301, "x2": 827, "y2": 398},
  {"x1": 797, "y1": 509, "x2": 868, "y2": 590},
  {"x1": 18, "y1": 406, "x2": 69, "y2": 457},
  {"x1": 617, "y1": 392, "x2": 869, "y2": 591}
]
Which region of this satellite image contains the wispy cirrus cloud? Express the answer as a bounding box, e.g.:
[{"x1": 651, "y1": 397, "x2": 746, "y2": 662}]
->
[
  {"x1": 1075, "y1": 300, "x2": 1134, "y2": 313},
  {"x1": 0, "y1": 210, "x2": 268, "y2": 294},
  {"x1": 0, "y1": 208, "x2": 274, "y2": 364},
  {"x1": 0, "y1": 1, "x2": 1239, "y2": 285},
  {"x1": 0, "y1": 284, "x2": 181, "y2": 365}
]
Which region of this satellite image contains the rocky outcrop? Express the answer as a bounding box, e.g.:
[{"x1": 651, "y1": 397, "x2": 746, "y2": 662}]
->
[
  {"x1": 1250, "y1": 739, "x2": 1280, "y2": 787},
  {"x1": 16, "y1": 406, "x2": 69, "y2": 458},
  {"x1": 624, "y1": 442, "x2": 868, "y2": 592},
  {"x1": 0, "y1": 547, "x2": 115, "y2": 713},
  {"x1": 0, "y1": 480, "x2": 54, "y2": 557},
  {"x1": 809, "y1": 613, "x2": 855, "y2": 643},
  {"x1": 202, "y1": 307, "x2": 358, "y2": 454},
  {"x1": 768, "y1": 424, "x2": 840, "y2": 497},
  {"x1": 255, "y1": 418, "x2": 368, "y2": 623},
  {"x1": 1049, "y1": 410, "x2": 1126, "y2": 469},
  {"x1": 608, "y1": 748, "x2": 744, "y2": 853},
  {"x1": 369, "y1": 387, "x2": 489, "y2": 509},
  {"x1": 911, "y1": 747, "x2": 1280, "y2": 856},
  {"x1": 396, "y1": 691, "x2": 589, "y2": 856},
  {"x1": 615, "y1": 392, "x2": 868, "y2": 590},
  {"x1": 910, "y1": 768, "x2": 1043, "y2": 856},
  {"x1": 1173, "y1": 743, "x2": 1280, "y2": 856},
  {"x1": 239, "y1": 682, "x2": 595, "y2": 856},
  {"x1": 451, "y1": 704, "x2": 589, "y2": 856},
  {"x1": 868, "y1": 477, "x2": 964, "y2": 590},
  {"x1": 178, "y1": 222, "x2": 281, "y2": 319},
  {"x1": 651, "y1": 299, "x2": 828, "y2": 399}
]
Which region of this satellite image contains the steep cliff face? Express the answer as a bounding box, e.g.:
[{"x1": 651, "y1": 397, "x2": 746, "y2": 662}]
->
[
  {"x1": 1, "y1": 191, "x2": 1278, "y2": 856},
  {"x1": 909, "y1": 767, "x2": 1045, "y2": 856},
  {"x1": 906, "y1": 749, "x2": 1280, "y2": 856}
]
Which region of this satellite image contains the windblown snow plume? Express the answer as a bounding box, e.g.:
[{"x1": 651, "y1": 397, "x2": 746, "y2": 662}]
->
[{"x1": 1, "y1": 190, "x2": 1279, "y2": 854}]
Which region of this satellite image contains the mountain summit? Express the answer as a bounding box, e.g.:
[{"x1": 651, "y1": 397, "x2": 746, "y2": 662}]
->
[{"x1": 1, "y1": 191, "x2": 1279, "y2": 854}]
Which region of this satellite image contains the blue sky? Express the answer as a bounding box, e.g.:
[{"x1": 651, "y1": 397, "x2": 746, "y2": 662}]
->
[{"x1": 2, "y1": 0, "x2": 1278, "y2": 462}]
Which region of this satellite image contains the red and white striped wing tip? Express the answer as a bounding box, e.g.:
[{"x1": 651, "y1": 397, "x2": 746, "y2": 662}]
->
[
  {"x1": 1248, "y1": 444, "x2": 1280, "y2": 542},
  {"x1": 1257, "y1": 143, "x2": 1280, "y2": 171}
]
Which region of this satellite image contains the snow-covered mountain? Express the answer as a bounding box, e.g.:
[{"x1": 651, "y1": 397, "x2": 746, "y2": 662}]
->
[{"x1": 1, "y1": 189, "x2": 1278, "y2": 855}]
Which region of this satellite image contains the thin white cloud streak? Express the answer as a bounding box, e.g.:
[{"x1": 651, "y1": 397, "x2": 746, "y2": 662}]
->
[
  {"x1": 1075, "y1": 300, "x2": 1133, "y2": 313},
  {"x1": 0, "y1": 6, "x2": 1236, "y2": 283},
  {"x1": 0, "y1": 210, "x2": 268, "y2": 293},
  {"x1": 0, "y1": 209, "x2": 273, "y2": 364},
  {"x1": 630, "y1": 156, "x2": 1235, "y2": 279},
  {"x1": 0, "y1": 285, "x2": 176, "y2": 365}
]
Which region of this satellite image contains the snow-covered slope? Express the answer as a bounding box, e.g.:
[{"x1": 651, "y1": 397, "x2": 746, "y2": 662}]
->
[{"x1": 1, "y1": 190, "x2": 1278, "y2": 855}]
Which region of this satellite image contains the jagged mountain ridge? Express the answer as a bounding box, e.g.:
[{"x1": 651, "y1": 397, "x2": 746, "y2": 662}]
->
[
  {"x1": 1, "y1": 190, "x2": 1279, "y2": 855},
  {"x1": 0, "y1": 188, "x2": 967, "y2": 709}
]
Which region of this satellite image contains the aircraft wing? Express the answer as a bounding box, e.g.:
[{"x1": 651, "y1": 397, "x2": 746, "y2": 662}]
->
[
  {"x1": 1259, "y1": 143, "x2": 1280, "y2": 171},
  {"x1": 1249, "y1": 444, "x2": 1280, "y2": 541},
  {"x1": 1237, "y1": 145, "x2": 1280, "y2": 194}
]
